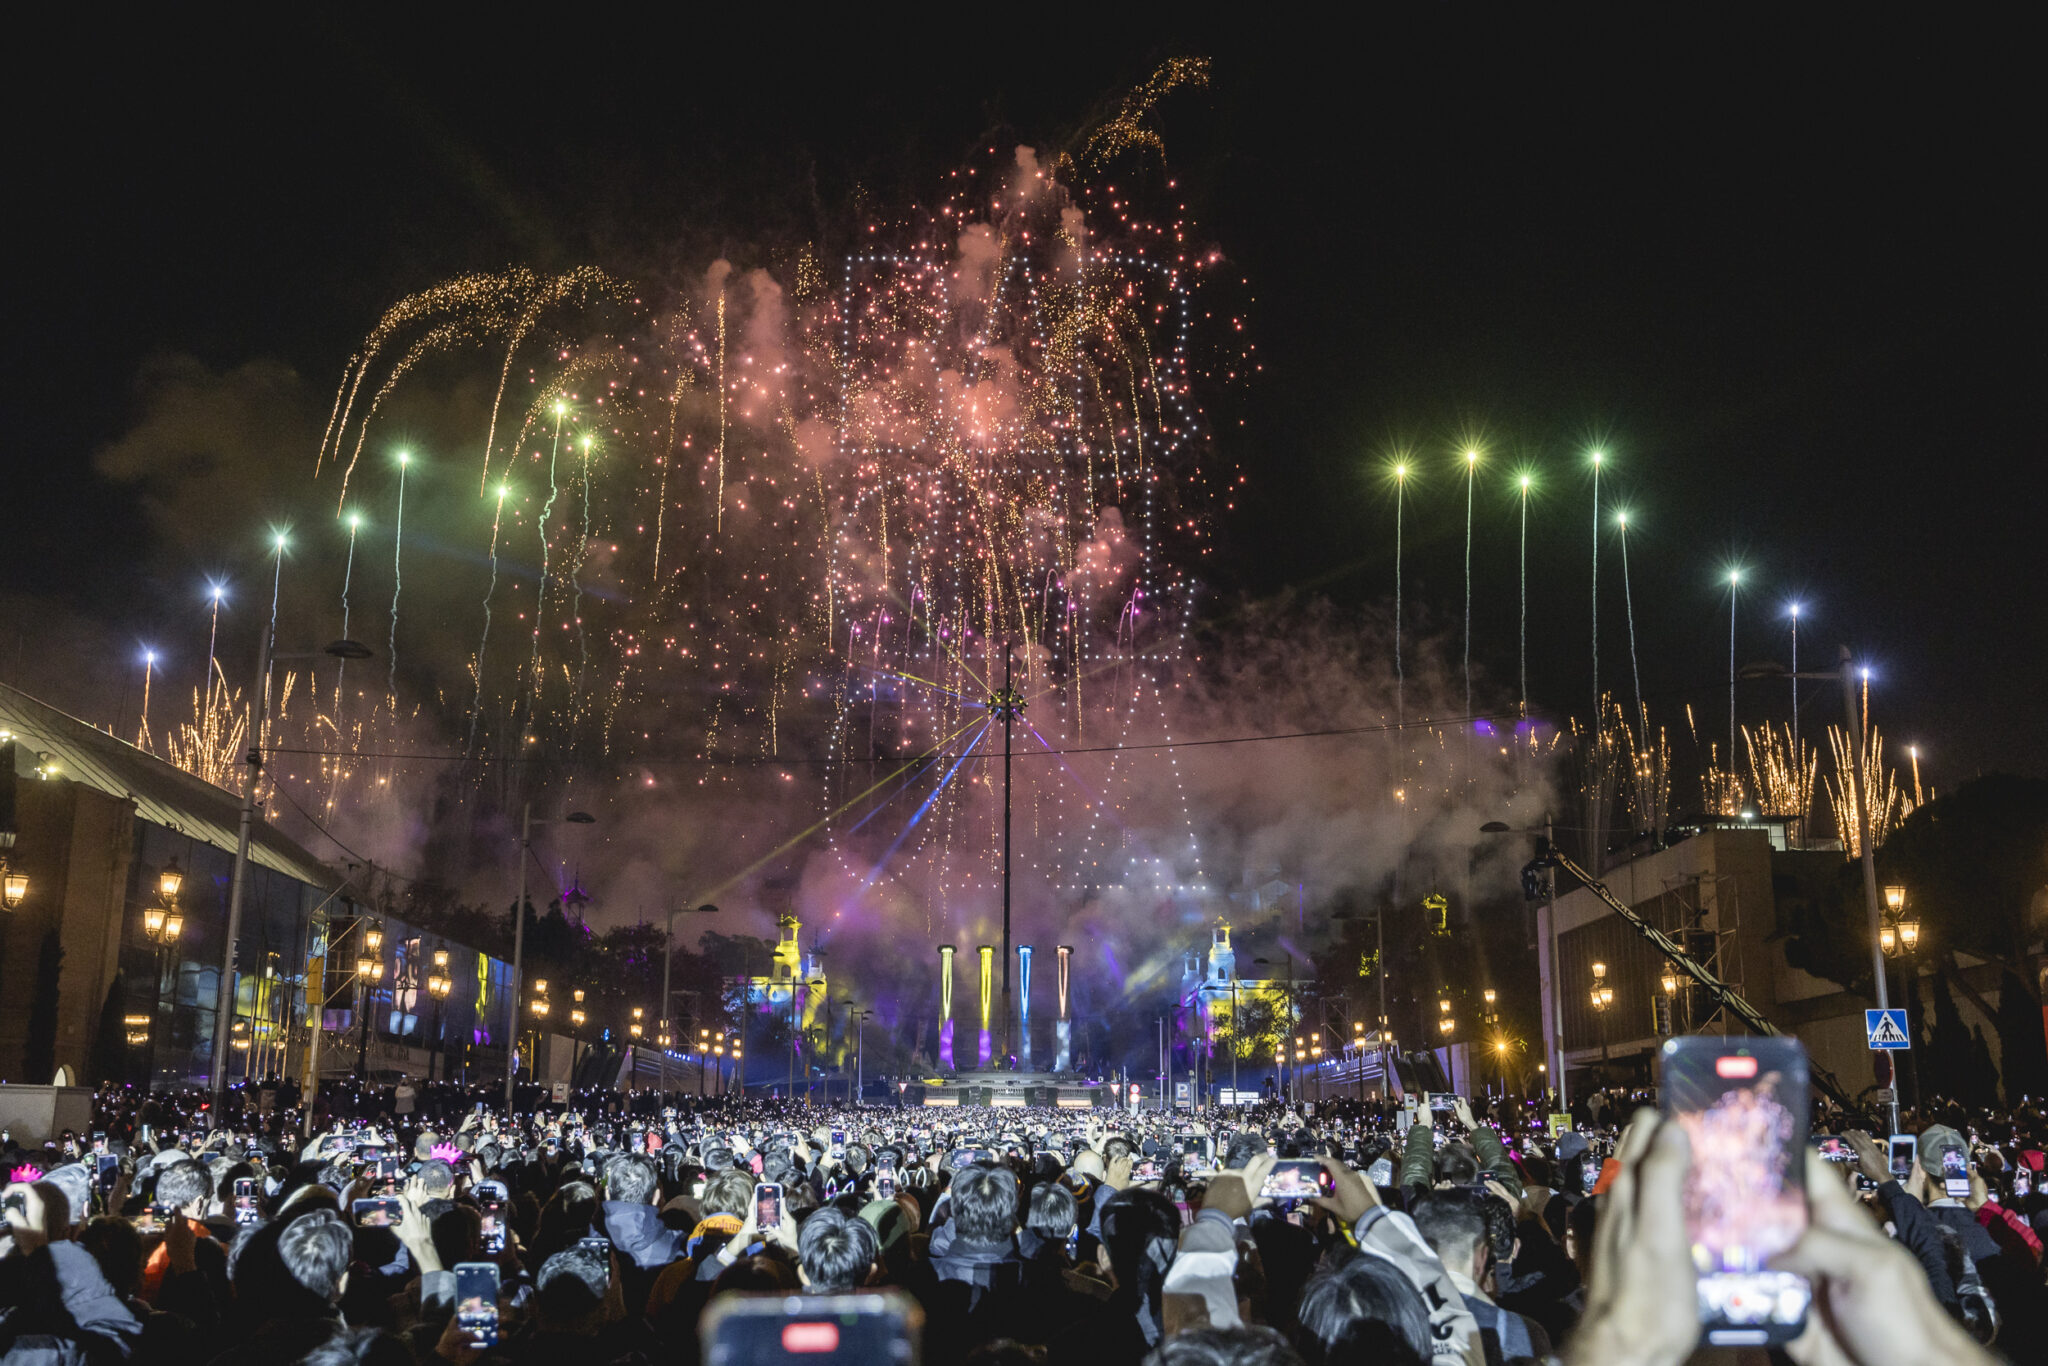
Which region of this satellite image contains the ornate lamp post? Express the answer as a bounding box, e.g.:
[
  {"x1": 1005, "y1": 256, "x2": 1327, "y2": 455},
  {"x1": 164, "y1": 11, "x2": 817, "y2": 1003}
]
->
[
  {"x1": 140, "y1": 858, "x2": 185, "y2": 1087},
  {"x1": 426, "y1": 949, "x2": 452, "y2": 1083},
  {"x1": 354, "y1": 938, "x2": 385, "y2": 1079}
]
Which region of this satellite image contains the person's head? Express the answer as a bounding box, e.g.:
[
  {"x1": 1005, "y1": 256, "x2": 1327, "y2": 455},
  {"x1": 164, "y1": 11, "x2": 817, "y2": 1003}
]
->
[
  {"x1": 1097, "y1": 1186, "x2": 1180, "y2": 1306},
  {"x1": 1565, "y1": 1193, "x2": 1600, "y2": 1283},
  {"x1": 154, "y1": 1161, "x2": 212, "y2": 1219},
  {"x1": 278, "y1": 1208, "x2": 353, "y2": 1304},
  {"x1": 605, "y1": 1153, "x2": 660, "y2": 1206},
  {"x1": 950, "y1": 1165, "x2": 1020, "y2": 1245},
  {"x1": 430, "y1": 1203, "x2": 481, "y2": 1268},
  {"x1": 701, "y1": 1168, "x2": 756, "y2": 1220},
  {"x1": 416, "y1": 1159, "x2": 456, "y2": 1200},
  {"x1": 1294, "y1": 1253, "x2": 1432, "y2": 1366},
  {"x1": 1411, "y1": 1190, "x2": 1491, "y2": 1283},
  {"x1": 1916, "y1": 1125, "x2": 1967, "y2": 1192},
  {"x1": 1434, "y1": 1142, "x2": 1479, "y2": 1187},
  {"x1": 710, "y1": 1252, "x2": 799, "y2": 1295},
  {"x1": 1224, "y1": 1131, "x2": 1270, "y2": 1171},
  {"x1": 1025, "y1": 1179, "x2": 1077, "y2": 1242},
  {"x1": 535, "y1": 1247, "x2": 609, "y2": 1333},
  {"x1": 43, "y1": 1164, "x2": 92, "y2": 1230},
  {"x1": 798, "y1": 1206, "x2": 880, "y2": 1292},
  {"x1": 1072, "y1": 1149, "x2": 1107, "y2": 1181},
  {"x1": 78, "y1": 1215, "x2": 145, "y2": 1298},
  {"x1": 298, "y1": 1325, "x2": 418, "y2": 1366},
  {"x1": 1148, "y1": 1325, "x2": 1305, "y2": 1366},
  {"x1": 413, "y1": 1132, "x2": 438, "y2": 1162}
]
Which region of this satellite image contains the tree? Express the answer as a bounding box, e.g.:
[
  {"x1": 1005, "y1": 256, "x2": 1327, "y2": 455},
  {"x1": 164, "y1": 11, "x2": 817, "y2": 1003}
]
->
[{"x1": 1881, "y1": 774, "x2": 2048, "y2": 1104}]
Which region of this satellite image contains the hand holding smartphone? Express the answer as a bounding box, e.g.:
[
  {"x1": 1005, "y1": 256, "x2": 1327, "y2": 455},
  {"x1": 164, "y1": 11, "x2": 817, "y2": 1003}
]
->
[
  {"x1": 754, "y1": 1182, "x2": 784, "y2": 1232},
  {"x1": 1661, "y1": 1036, "x2": 1811, "y2": 1348},
  {"x1": 454, "y1": 1262, "x2": 500, "y2": 1347}
]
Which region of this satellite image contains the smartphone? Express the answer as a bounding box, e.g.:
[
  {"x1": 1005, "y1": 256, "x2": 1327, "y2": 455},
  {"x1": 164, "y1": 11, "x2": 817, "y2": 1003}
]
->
[
  {"x1": 1259, "y1": 1158, "x2": 1326, "y2": 1201},
  {"x1": 2014, "y1": 1167, "x2": 2032, "y2": 1199},
  {"x1": 702, "y1": 1289, "x2": 922, "y2": 1365},
  {"x1": 1661, "y1": 1036, "x2": 1811, "y2": 1347},
  {"x1": 353, "y1": 1197, "x2": 402, "y2": 1228},
  {"x1": 577, "y1": 1234, "x2": 613, "y2": 1264},
  {"x1": 454, "y1": 1262, "x2": 501, "y2": 1347},
  {"x1": 233, "y1": 1177, "x2": 259, "y2": 1226},
  {"x1": 754, "y1": 1182, "x2": 784, "y2": 1232},
  {"x1": 1887, "y1": 1134, "x2": 1916, "y2": 1180},
  {"x1": 831, "y1": 1129, "x2": 846, "y2": 1151},
  {"x1": 135, "y1": 1204, "x2": 176, "y2": 1234},
  {"x1": 1940, "y1": 1147, "x2": 1970, "y2": 1200},
  {"x1": 92, "y1": 1133, "x2": 106, "y2": 1155},
  {"x1": 376, "y1": 1157, "x2": 403, "y2": 1193},
  {"x1": 1429, "y1": 1093, "x2": 1457, "y2": 1115},
  {"x1": 947, "y1": 1148, "x2": 988, "y2": 1170},
  {"x1": 1130, "y1": 1158, "x2": 1161, "y2": 1181},
  {"x1": 475, "y1": 1181, "x2": 508, "y2": 1254},
  {"x1": 95, "y1": 1152, "x2": 121, "y2": 1191},
  {"x1": 1810, "y1": 1136, "x2": 1854, "y2": 1164},
  {"x1": 875, "y1": 1167, "x2": 896, "y2": 1200}
]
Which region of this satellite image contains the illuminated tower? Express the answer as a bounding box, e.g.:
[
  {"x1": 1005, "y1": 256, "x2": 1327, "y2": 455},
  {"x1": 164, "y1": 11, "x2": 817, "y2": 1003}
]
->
[
  {"x1": 774, "y1": 914, "x2": 802, "y2": 981},
  {"x1": 1017, "y1": 945, "x2": 1034, "y2": 1069},
  {"x1": 977, "y1": 945, "x2": 994, "y2": 1068},
  {"x1": 938, "y1": 944, "x2": 956, "y2": 1071},
  {"x1": 1055, "y1": 945, "x2": 1073, "y2": 1072}
]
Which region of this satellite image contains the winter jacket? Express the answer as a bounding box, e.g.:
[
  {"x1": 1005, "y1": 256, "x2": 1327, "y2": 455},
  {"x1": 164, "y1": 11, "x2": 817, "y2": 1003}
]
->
[
  {"x1": 599, "y1": 1201, "x2": 683, "y2": 1270},
  {"x1": 1448, "y1": 1268, "x2": 1551, "y2": 1362},
  {"x1": 1353, "y1": 1204, "x2": 1485, "y2": 1366},
  {"x1": 0, "y1": 1241, "x2": 143, "y2": 1364}
]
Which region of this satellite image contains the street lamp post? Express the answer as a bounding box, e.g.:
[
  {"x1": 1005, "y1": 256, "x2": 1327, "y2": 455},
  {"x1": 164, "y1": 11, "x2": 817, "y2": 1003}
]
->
[
  {"x1": 354, "y1": 921, "x2": 385, "y2": 1079},
  {"x1": 1481, "y1": 816, "x2": 1563, "y2": 1110},
  {"x1": 846, "y1": 1005, "x2": 873, "y2": 1106},
  {"x1": 1880, "y1": 885, "x2": 1922, "y2": 1109},
  {"x1": 1589, "y1": 961, "x2": 1614, "y2": 1067},
  {"x1": 506, "y1": 805, "x2": 594, "y2": 1108},
  {"x1": 1739, "y1": 649, "x2": 1899, "y2": 1132},
  {"x1": 426, "y1": 949, "x2": 452, "y2": 1084},
  {"x1": 141, "y1": 858, "x2": 185, "y2": 1088},
  {"x1": 657, "y1": 903, "x2": 719, "y2": 1098},
  {"x1": 211, "y1": 628, "x2": 371, "y2": 1122}
]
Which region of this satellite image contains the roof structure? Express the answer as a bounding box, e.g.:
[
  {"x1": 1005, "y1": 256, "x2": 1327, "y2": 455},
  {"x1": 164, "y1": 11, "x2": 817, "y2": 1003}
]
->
[{"x1": 0, "y1": 680, "x2": 337, "y2": 890}]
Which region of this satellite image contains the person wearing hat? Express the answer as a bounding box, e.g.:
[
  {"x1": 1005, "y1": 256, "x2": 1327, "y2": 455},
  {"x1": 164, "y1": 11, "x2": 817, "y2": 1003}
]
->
[{"x1": 1909, "y1": 1123, "x2": 2047, "y2": 1342}]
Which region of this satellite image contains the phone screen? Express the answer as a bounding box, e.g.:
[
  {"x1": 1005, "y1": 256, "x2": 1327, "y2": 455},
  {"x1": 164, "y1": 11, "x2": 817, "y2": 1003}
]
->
[
  {"x1": 1940, "y1": 1147, "x2": 1970, "y2": 1199},
  {"x1": 454, "y1": 1262, "x2": 500, "y2": 1347},
  {"x1": 1887, "y1": 1135, "x2": 1916, "y2": 1180},
  {"x1": 702, "y1": 1290, "x2": 920, "y2": 1366},
  {"x1": 1661, "y1": 1036, "x2": 1811, "y2": 1347},
  {"x1": 479, "y1": 1198, "x2": 505, "y2": 1253},
  {"x1": 875, "y1": 1168, "x2": 896, "y2": 1200},
  {"x1": 2014, "y1": 1168, "x2": 2032, "y2": 1198},
  {"x1": 1259, "y1": 1158, "x2": 1326, "y2": 1201},
  {"x1": 233, "y1": 1178, "x2": 259, "y2": 1226},
  {"x1": 95, "y1": 1153, "x2": 120, "y2": 1190},
  {"x1": 353, "y1": 1197, "x2": 402, "y2": 1228},
  {"x1": 755, "y1": 1182, "x2": 784, "y2": 1231}
]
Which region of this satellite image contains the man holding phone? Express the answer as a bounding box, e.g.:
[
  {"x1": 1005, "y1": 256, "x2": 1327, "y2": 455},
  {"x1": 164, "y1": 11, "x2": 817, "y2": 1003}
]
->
[{"x1": 1907, "y1": 1125, "x2": 2048, "y2": 1339}]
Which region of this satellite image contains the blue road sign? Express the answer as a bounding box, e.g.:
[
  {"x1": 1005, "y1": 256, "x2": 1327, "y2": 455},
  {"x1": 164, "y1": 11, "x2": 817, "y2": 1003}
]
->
[{"x1": 1866, "y1": 1009, "x2": 1910, "y2": 1050}]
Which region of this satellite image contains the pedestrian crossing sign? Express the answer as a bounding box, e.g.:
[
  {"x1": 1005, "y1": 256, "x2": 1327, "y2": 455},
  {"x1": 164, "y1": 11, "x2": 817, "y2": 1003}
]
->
[{"x1": 1866, "y1": 1009, "x2": 1910, "y2": 1050}]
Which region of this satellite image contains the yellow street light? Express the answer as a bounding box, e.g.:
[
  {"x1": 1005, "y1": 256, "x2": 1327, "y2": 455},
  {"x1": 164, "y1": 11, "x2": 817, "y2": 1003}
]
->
[
  {"x1": 1884, "y1": 885, "x2": 1906, "y2": 913},
  {"x1": 158, "y1": 857, "x2": 184, "y2": 903}
]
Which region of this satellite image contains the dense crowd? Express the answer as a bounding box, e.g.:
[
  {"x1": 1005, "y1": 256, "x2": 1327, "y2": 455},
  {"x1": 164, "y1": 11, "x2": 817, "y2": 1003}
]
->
[{"x1": 1, "y1": 1076, "x2": 2043, "y2": 1365}]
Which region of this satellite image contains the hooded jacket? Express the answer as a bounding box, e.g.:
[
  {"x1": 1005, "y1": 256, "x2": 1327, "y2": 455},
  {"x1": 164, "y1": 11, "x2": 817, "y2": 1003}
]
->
[{"x1": 599, "y1": 1201, "x2": 683, "y2": 1270}]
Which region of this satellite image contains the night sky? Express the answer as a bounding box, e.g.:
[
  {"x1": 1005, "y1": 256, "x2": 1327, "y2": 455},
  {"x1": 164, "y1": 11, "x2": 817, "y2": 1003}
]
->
[{"x1": 8, "y1": 21, "x2": 2040, "y2": 783}]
